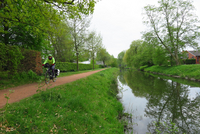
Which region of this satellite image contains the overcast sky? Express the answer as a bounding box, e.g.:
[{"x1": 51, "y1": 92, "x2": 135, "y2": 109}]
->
[{"x1": 89, "y1": 0, "x2": 200, "y2": 58}]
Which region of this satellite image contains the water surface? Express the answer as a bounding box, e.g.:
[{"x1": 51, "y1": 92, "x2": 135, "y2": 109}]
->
[{"x1": 118, "y1": 70, "x2": 200, "y2": 134}]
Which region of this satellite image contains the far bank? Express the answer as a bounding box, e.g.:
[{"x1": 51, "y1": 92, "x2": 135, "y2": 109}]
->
[{"x1": 144, "y1": 64, "x2": 200, "y2": 81}]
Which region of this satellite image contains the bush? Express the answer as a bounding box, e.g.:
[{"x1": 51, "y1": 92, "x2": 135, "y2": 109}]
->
[
  {"x1": 184, "y1": 59, "x2": 196, "y2": 64},
  {"x1": 20, "y1": 49, "x2": 43, "y2": 75},
  {"x1": 99, "y1": 65, "x2": 105, "y2": 68},
  {"x1": 0, "y1": 44, "x2": 42, "y2": 76},
  {"x1": 0, "y1": 43, "x2": 23, "y2": 76},
  {"x1": 12, "y1": 70, "x2": 40, "y2": 82},
  {"x1": 56, "y1": 62, "x2": 100, "y2": 72}
]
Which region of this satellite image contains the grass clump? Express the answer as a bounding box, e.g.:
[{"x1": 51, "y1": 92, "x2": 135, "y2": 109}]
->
[
  {"x1": 0, "y1": 68, "x2": 124, "y2": 133},
  {"x1": 144, "y1": 64, "x2": 200, "y2": 79}
]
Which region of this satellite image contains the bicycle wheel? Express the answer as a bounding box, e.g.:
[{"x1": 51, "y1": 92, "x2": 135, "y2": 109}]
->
[{"x1": 45, "y1": 71, "x2": 50, "y2": 84}]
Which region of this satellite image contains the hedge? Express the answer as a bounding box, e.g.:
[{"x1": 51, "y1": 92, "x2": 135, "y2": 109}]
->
[
  {"x1": 56, "y1": 62, "x2": 101, "y2": 72},
  {"x1": 20, "y1": 49, "x2": 43, "y2": 75},
  {"x1": 184, "y1": 59, "x2": 196, "y2": 64},
  {"x1": 0, "y1": 43, "x2": 23, "y2": 75},
  {"x1": 0, "y1": 44, "x2": 42, "y2": 75}
]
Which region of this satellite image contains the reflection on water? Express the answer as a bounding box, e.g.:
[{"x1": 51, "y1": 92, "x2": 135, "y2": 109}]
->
[{"x1": 118, "y1": 70, "x2": 200, "y2": 134}]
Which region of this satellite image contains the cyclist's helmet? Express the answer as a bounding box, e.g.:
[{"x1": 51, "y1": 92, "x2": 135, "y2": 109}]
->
[{"x1": 48, "y1": 54, "x2": 52, "y2": 60}]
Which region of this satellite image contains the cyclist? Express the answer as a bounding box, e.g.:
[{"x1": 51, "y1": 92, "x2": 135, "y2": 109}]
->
[{"x1": 42, "y1": 54, "x2": 56, "y2": 78}]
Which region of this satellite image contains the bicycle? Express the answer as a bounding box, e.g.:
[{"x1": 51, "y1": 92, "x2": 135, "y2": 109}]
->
[{"x1": 44, "y1": 63, "x2": 56, "y2": 84}]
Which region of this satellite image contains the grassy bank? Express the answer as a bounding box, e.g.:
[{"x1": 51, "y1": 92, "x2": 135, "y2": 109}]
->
[
  {"x1": 144, "y1": 64, "x2": 200, "y2": 79},
  {"x1": 0, "y1": 68, "x2": 124, "y2": 133},
  {"x1": 57, "y1": 68, "x2": 104, "y2": 78},
  {"x1": 149, "y1": 72, "x2": 200, "y2": 88},
  {"x1": 0, "y1": 68, "x2": 104, "y2": 90}
]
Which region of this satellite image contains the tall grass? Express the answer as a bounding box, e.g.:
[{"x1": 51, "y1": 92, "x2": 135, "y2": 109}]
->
[
  {"x1": 144, "y1": 64, "x2": 200, "y2": 79},
  {"x1": 0, "y1": 68, "x2": 124, "y2": 133}
]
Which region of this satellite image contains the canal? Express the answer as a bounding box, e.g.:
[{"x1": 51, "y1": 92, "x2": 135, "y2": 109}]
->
[{"x1": 118, "y1": 70, "x2": 200, "y2": 134}]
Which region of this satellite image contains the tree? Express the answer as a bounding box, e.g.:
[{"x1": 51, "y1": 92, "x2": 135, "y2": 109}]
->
[
  {"x1": 124, "y1": 39, "x2": 155, "y2": 69},
  {"x1": 43, "y1": 0, "x2": 96, "y2": 17},
  {"x1": 117, "y1": 51, "x2": 126, "y2": 68},
  {"x1": 107, "y1": 55, "x2": 117, "y2": 67},
  {"x1": 0, "y1": 0, "x2": 62, "y2": 45},
  {"x1": 143, "y1": 0, "x2": 200, "y2": 65},
  {"x1": 0, "y1": 23, "x2": 47, "y2": 51},
  {"x1": 0, "y1": 0, "x2": 96, "y2": 34},
  {"x1": 152, "y1": 46, "x2": 168, "y2": 66},
  {"x1": 0, "y1": 0, "x2": 97, "y2": 74},
  {"x1": 139, "y1": 41, "x2": 154, "y2": 66},
  {"x1": 48, "y1": 21, "x2": 74, "y2": 62},
  {"x1": 68, "y1": 15, "x2": 91, "y2": 71},
  {"x1": 123, "y1": 40, "x2": 144, "y2": 68},
  {"x1": 142, "y1": 32, "x2": 169, "y2": 66},
  {"x1": 0, "y1": 0, "x2": 97, "y2": 51},
  {"x1": 96, "y1": 48, "x2": 110, "y2": 66},
  {"x1": 86, "y1": 31, "x2": 103, "y2": 69}
]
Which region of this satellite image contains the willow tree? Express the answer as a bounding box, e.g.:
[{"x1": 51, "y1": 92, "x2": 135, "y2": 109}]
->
[
  {"x1": 143, "y1": 0, "x2": 200, "y2": 65},
  {"x1": 123, "y1": 40, "x2": 144, "y2": 68},
  {"x1": 118, "y1": 51, "x2": 126, "y2": 68}
]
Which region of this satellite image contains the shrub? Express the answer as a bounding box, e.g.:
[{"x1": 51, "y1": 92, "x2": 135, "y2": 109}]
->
[
  {"x1": 12, "y1": 70, "x2": 40, "y2": 81},
  {"x1": 20, "y1": 49, "x2": 43, "y2": 75},
  {"x1": 0, "y1": 44, "x2": 42, "y2": 76},
  {"x1": 184, "y1": 59, "x2": 196, "y2": 64},
  {"x1": 99, "y1": 65, "x2": 105, "y2": 68},
  {"x1": 0, "y1": 43, "x2": 23, "y2": 76}
]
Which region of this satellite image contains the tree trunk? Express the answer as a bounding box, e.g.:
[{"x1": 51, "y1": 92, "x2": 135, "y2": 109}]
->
[
  {"x1": 171, "y1": 52, "x2": 180, "y2": 66},
  {"x1": 174, "y1": 52, "x2": 180, "y2": 65}
]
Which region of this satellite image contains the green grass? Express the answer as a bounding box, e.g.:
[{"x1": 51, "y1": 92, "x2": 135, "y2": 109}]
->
[
  {"x1": 0, "y1": 68, "x2": 124, "y2": 133},
  {"x1": 57, "y1": 68, "x2": 104, "y2": 78},
  {"x1": 144, "y1": 64, "x2": 200, "y2": 79},
  {"x1": 0, "y1": 68, "x2": 104, "y2": 90}
]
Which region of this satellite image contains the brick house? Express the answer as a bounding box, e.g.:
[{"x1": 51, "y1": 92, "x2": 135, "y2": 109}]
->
[{"x1": 187, "y1": 51, "x2": 200, "y2": 64}]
